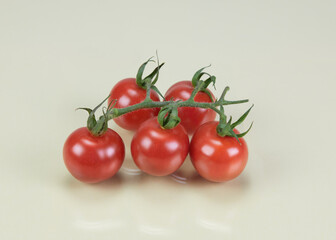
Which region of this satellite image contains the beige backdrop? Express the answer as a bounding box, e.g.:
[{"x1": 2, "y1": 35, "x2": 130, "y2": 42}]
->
[{"x1": 0, "y1": 0, "x2": 335, "y2": 239}]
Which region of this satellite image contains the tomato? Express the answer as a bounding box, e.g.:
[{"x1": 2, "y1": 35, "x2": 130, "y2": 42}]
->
[
  {"x1": 190, "y1": 121, "x2": 248, "y2": 182},
  {"x1": 109, "y1": 78, "x2": 160, "y2": 131},
  {"x1": 164, "y1": 81, "x2": 216, "y2": 134},
  {"x1": 63, "y1": 127, "x2": 125, "y2": 183},
  {"x1": 131, "y1": 117, "x2": 189, "y2": 176}
]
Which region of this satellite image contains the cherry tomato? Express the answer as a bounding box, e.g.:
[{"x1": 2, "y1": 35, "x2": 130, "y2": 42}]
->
[
  {"x1": 190, "y1": 121, "x2": 248, "y2": 182},
  {"x1": 164, "y1": 81, "x2": 216, "y2": 134},
  {"x1": 131, "y1": 117, "x2": 189, "y2": 176},
  {"x1": 63, "y1": 127, "x2": 125, "y2": 183},
  {"x1": 109, "y1": 78, "x2": 160, "y2": 131}
]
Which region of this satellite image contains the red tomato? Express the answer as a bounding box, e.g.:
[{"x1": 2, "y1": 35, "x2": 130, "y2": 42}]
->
[
  {"x1": 190, "y1": 121, "x2": 248, "y2": 182},
  {"x1": 63, "y1": 127, "x2": 125, "y2": 183},
  {"x1": 109, "y1": 78, "x2": 160, "y2": 131},
  {"x1": 164, "y1": 81, "x2": 216, "y2": 134},
  {"x1": 131, "y1": 117, "x2": 189, "y2": 176}
]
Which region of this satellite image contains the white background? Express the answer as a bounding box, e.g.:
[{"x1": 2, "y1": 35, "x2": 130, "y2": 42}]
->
[{"x1": 0, "y1": 0, "x2": 335, "y2": 239}]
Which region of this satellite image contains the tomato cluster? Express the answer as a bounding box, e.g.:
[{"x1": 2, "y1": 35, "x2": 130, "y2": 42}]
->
[{"x1": 63, "y1": 59, "x2": 251, "y2": 184}]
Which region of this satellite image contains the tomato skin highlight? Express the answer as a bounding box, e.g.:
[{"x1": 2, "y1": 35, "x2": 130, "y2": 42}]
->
[
  {"x1": 131, "y1": 117, "x2": 189, "y2": 176},
  {"x1": 190, "y1": 121, "x2": 248, "y2": 182},
  {"x1": 63, "y1": 127, "x2": 125, "y2": 183},
  {"x1": 109, "y1": 78, "x2": 160, "y2": 131},
  {"x1": 164, "y1": 81, "x2": 216, "y2": 134}
]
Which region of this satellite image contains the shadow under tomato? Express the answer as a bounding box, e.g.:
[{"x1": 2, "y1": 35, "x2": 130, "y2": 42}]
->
[
  {"x1": 63, "y1": 172, "x2": 124, "y2": 190},
  {"x1": 186, "y1": 172, "x2": 250, "y2": 187},
  {"x1": 165, "y1": 158, "x2": 251, "y2": 203},
  {"x1": 62, "y1": 151, "x2": 250, "y2": 206}
]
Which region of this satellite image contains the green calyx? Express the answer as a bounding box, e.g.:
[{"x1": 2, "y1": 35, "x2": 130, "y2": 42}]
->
[
  {"x1": 77, "y1": 95, "x2": 116, "y2": 136},
  {"x1": 157, "y1": 104, "x2": 181, "y2": 129},
  {"x1": 136, "y1": 57, "x2": 165, "y2": 99},
  {"x1": 191, "y1": 65, "x2": 216, "y2": 101},
  {"x1": 216, "y1": 105, "x2": 254, "y2": 143}
]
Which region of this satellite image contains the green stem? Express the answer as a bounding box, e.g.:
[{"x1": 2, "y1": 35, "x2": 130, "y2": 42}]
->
[
  {"x1": 188, "y1": 81, "x2": 204, "y2": 101},
  {"x1": 108, "y1": 98, "x2": 248, "y2": 120},
  {"x1": 145, "y1": 80, "x2": 151, "y2": 100}
]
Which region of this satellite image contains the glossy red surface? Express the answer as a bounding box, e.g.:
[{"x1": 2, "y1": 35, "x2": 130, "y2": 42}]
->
[
  {"x1": 109, "y1": 78, "x2": 160, "y2": 131},
  {"x1": 164, "y1": 81, "x2": 216, "y2": 134},
  {"x1": 190, "y1": 121, "x2": 248, "y2": 182},
  {"x1": 63, "y1": 127, "x2": 125, "y2": 183},
  {"x1": 131, "y1": 117, "x2": 189, "y2": 176}
]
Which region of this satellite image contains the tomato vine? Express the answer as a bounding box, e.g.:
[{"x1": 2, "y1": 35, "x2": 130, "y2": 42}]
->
[{"x1": 65, "y1": 55, "x2": 254, "y2": 183}]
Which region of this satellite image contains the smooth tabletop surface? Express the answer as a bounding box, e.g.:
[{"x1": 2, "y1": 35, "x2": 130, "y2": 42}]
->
[{"x1": 1, "y1": 0, "x2": 335, "y2": 239}]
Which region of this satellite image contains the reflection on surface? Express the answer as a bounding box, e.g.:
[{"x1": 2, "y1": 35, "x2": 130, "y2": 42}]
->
[
  {"x1": 170, "y1": 173, "x2": 188, "y2": 184},
  {"x1": 62, "y1": 124, "x2": 251, "y2": 238},
  {"x1": 63, "y1": 157, "x2": 249, "y2": 238},
  {"x1": 121, "y1": 167, "x2": 142, "y2": 176},
  {"x1": 196, "y1": 218, "x2": 232, "y2": 233},
  {"x1": 75, "y1": 219, "x2": 123, "y2": 230},
  {"x1": 138, "y1": 225, "x2": 170, "y2": 235}
]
